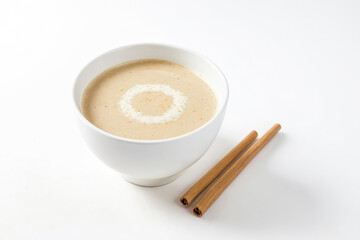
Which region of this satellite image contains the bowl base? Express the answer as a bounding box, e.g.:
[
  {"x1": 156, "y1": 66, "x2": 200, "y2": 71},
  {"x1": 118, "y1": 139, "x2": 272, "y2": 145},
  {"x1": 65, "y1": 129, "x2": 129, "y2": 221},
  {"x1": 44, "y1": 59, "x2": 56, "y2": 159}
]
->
[{"x1": 122, "y1": 171, "x2": 185, "y2": 187}]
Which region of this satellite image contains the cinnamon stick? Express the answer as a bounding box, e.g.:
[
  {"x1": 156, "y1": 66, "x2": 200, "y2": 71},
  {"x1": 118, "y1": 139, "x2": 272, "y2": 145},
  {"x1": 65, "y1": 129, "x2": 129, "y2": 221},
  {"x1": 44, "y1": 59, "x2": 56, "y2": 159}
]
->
[
  {"x1": 180, "y1": 130, "x2": 258, "y2": 206},
  {"x1": 193, "y1": 123, "x2": 281, "y2": 217}
]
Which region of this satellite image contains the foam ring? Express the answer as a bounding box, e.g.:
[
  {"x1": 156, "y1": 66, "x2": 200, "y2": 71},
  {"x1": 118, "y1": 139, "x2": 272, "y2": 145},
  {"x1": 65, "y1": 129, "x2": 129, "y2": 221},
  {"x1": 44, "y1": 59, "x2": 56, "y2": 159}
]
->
[{"x1": 118, "y1": 84, "x2": 188, "y2": 124}]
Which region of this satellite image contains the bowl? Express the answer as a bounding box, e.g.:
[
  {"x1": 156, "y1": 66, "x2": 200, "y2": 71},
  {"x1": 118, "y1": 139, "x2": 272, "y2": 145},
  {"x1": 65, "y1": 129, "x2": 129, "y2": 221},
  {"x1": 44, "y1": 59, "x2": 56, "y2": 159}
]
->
[{"x1": 73, "y1": 43, "x2": 229, "y2": 186}]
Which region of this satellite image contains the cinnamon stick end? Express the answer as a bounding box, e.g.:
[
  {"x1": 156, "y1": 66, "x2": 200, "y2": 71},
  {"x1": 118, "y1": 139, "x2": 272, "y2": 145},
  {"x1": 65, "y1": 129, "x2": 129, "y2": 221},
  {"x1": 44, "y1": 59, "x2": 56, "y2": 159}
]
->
[
  {"x1": 193, "y1": 206, "x2": 203, "y2": 217},
  {"x1": 180, "y1": 197, "x2": 189, "y2": 206},
  {"x1": 251, "y1": 130, "x2": 258, "y2": 138}
]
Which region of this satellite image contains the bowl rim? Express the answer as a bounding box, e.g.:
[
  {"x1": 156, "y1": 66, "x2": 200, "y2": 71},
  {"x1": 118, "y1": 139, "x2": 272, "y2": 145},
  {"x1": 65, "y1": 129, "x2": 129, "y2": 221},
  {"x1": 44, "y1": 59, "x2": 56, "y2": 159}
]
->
[{"x1": 73, "y1": 43, "x2": 229, "y2": 144}]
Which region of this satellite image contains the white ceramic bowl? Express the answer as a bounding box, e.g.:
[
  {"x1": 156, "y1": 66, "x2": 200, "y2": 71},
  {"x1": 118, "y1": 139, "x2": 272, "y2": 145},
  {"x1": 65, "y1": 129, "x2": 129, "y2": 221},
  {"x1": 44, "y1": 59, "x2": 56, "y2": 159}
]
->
[{"x1": 73, "y1": 43, "x2": 229, "y2": 186}]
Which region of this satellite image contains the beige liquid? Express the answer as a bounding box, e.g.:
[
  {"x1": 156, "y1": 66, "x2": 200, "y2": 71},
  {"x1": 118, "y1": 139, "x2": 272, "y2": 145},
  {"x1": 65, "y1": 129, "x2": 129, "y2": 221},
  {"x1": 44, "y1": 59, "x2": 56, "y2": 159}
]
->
[{"x1": 81, "y1": 59, "x2": 217, "y2": 140}]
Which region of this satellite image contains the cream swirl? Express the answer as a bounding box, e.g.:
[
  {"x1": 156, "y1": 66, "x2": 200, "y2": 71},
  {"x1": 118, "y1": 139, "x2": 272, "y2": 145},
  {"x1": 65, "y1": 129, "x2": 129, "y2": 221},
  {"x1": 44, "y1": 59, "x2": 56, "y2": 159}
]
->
[{"x1": 118, "y1": 84, "x2": 188, "y2": 124}]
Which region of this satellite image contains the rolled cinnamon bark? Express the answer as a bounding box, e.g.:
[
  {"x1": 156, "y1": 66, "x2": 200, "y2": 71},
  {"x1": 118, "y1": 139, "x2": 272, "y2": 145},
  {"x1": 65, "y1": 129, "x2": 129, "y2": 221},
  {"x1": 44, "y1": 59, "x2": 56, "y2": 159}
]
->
[
  {"x1": 180, "y1": 130, "x2": 258, "y2": 206},
  {"x1": 193, "y1": 124, "x2": 281, "y2": 217}
]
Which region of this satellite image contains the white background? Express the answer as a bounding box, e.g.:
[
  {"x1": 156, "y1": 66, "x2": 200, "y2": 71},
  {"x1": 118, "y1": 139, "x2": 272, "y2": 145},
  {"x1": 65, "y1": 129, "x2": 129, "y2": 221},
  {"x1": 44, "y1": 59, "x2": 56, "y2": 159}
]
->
[{"x1": 1, "y1": 0, "x2": 359, "y2": 239}]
